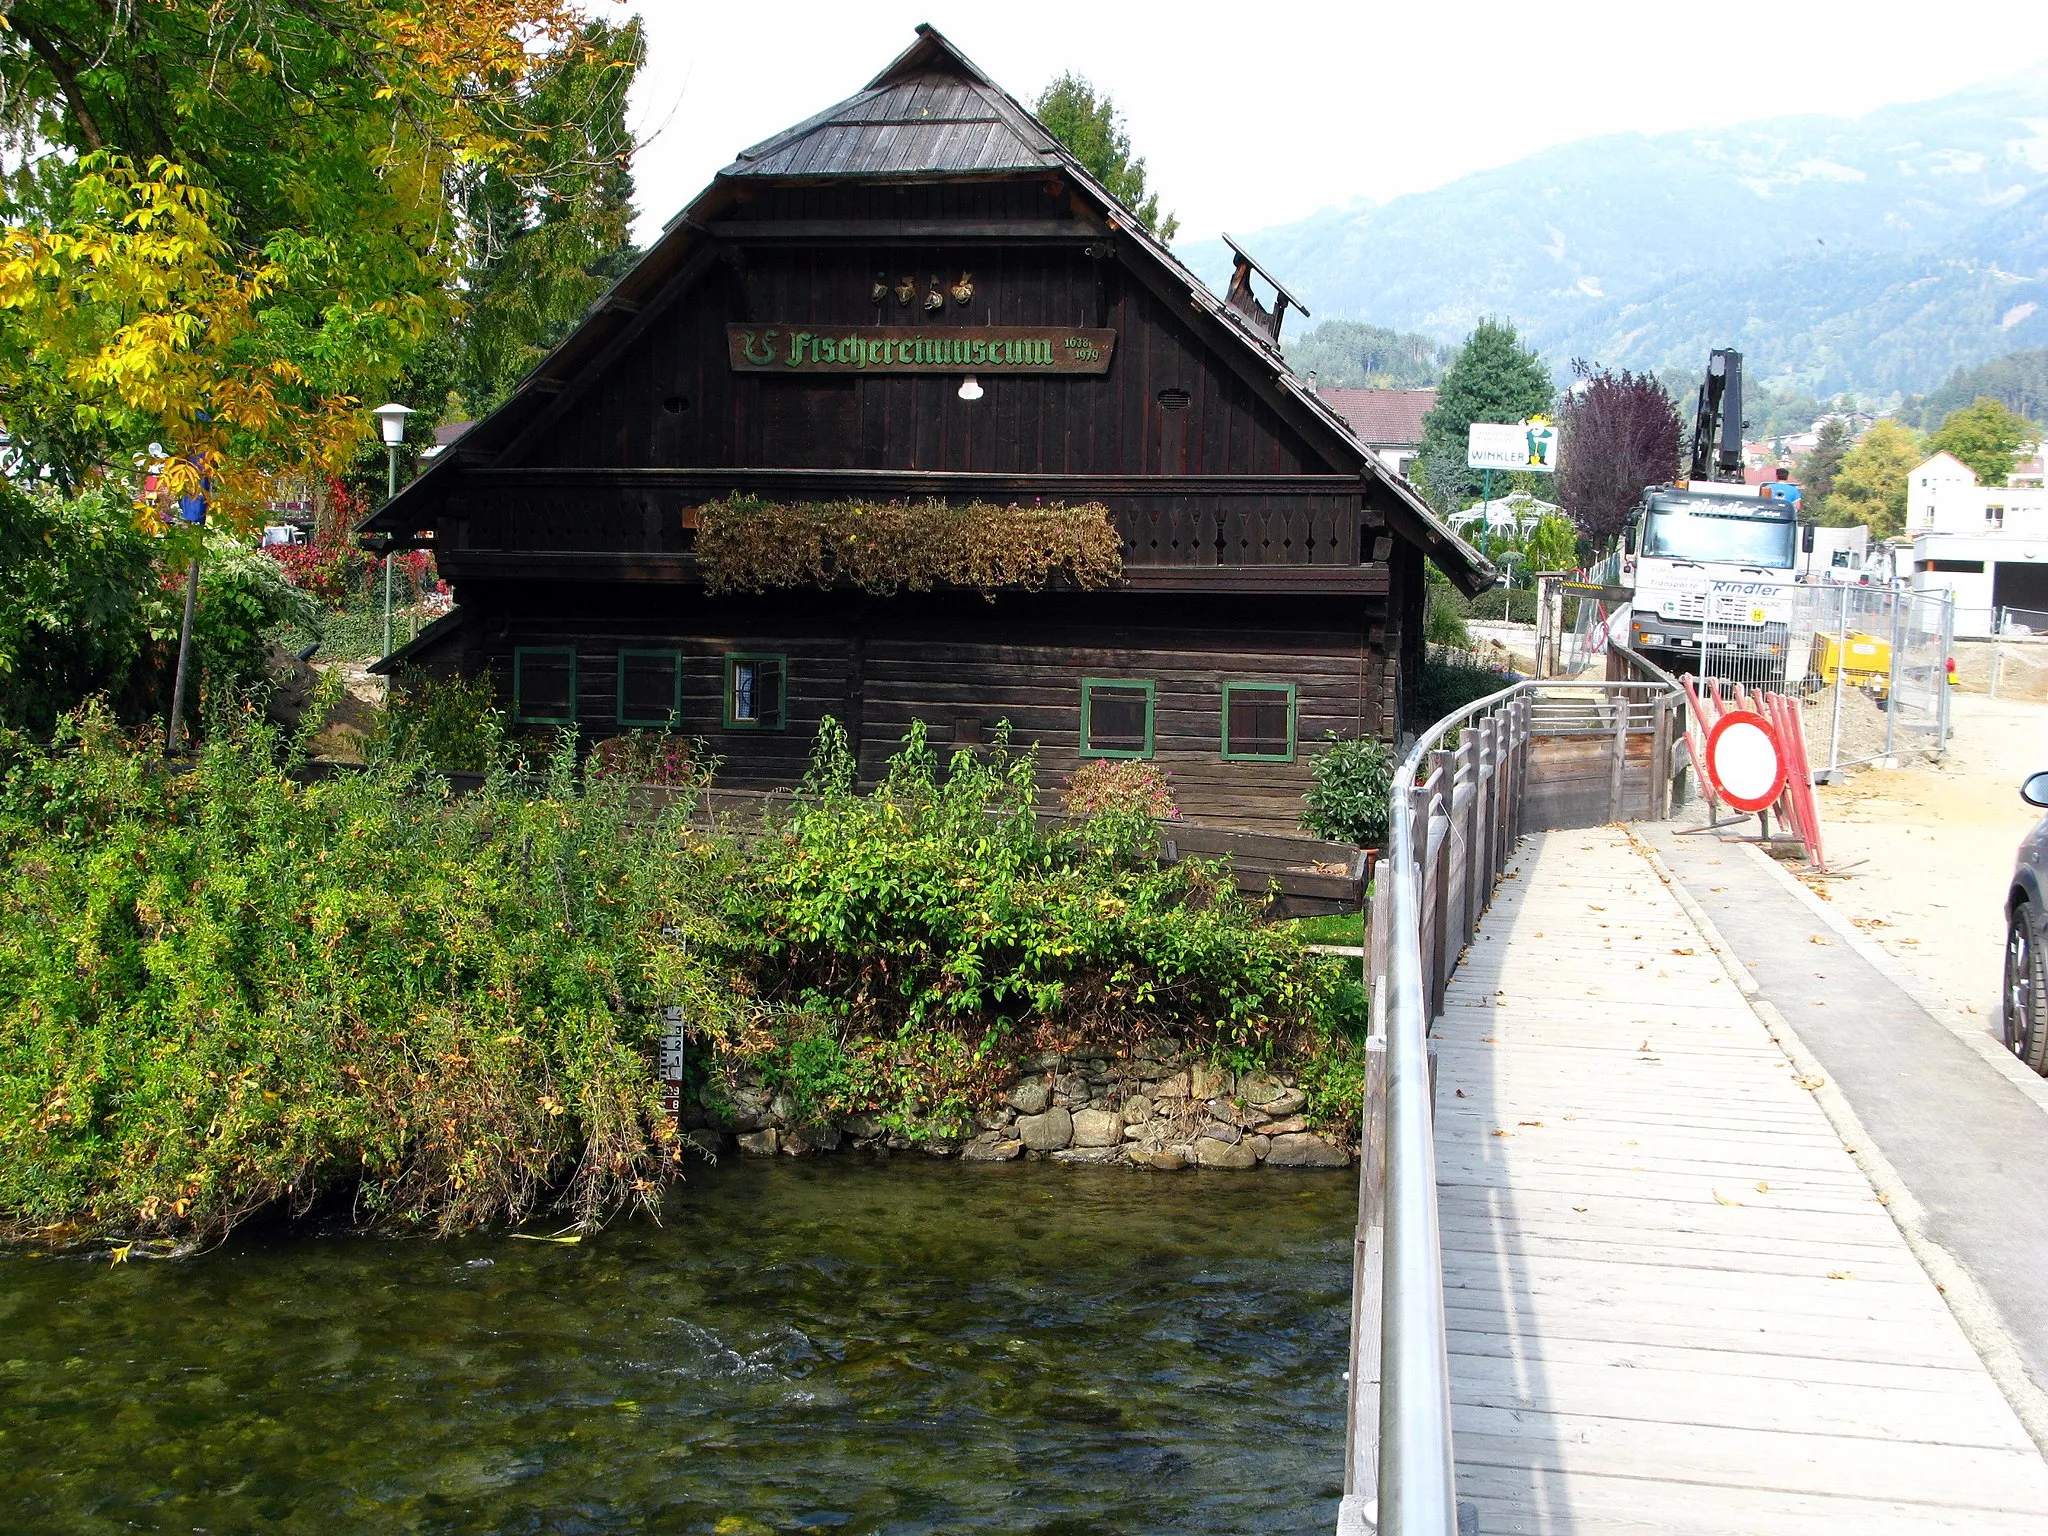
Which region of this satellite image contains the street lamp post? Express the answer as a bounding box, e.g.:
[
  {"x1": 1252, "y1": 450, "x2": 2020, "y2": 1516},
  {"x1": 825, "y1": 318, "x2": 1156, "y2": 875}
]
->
[{"x1": 372, "y1": 403, "x2": 414, "y2": 657}]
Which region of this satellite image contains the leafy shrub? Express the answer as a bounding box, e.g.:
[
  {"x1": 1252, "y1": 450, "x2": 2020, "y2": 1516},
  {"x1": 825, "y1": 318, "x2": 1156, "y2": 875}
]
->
[
  {"x1": 716, "y1": 720, "x2": 1343, "y2": 1140},
  {"x1": 589, "y1": 731, "x2": 700, "y2": 787},
  {"x1": 1300, "y1": 734, "x2": 1395, "y2": 847},
  {"x1": 696, "y1": 495, "x2": 1123, "y2": 597},
  {"x1": 1412, "y1": 646, "x2": 1517, "y2": 727},
  {"x1": 1061, "y1": 758, "x2": 1179, "y2": 820},
  {"x1": 0, "y1": 702, "x2": 743, "y2": 1244},
  {"x1": 0, "y1": 484, "x2": 316, "y2": 734},
  {"x1": 1466, "y1": 586, "x2": 1538, "y2": 624},
  {"x1": 0, "y1": 482, "x2": 156, "y2": 732},
  {"x1": 1424, "y1": 583, "x2": 1472, "y2": 648},
  {"x1": 376, "y1": 674, "x2": 506, "y2": 774}
]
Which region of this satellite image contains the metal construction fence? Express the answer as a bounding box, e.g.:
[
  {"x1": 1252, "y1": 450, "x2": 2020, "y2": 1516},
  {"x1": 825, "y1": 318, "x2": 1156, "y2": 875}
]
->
[
  {"x1": 1960, "y1": 607, "x2": 2048, "y2": 702},
  {"x1": 1553, "y1": 581, "x2": 1954, "y2": 776}
]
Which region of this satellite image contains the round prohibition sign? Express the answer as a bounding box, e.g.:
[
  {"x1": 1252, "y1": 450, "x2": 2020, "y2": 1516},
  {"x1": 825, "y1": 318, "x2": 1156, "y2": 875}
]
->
[{"x1": 1705, "y1": 709, "x2": 1787, "y2": 814}]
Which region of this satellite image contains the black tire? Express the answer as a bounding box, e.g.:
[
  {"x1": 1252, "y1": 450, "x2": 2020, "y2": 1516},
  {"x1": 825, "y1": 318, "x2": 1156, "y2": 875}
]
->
[{"x1": 2005, "y1": 902, "x2": 2048, "y2": 1076}]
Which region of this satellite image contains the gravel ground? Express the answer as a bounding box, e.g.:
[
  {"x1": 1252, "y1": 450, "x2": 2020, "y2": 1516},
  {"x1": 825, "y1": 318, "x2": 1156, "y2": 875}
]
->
[{"x1": 1795, "y1": 692, "x2": 2048, "y2": 1039}]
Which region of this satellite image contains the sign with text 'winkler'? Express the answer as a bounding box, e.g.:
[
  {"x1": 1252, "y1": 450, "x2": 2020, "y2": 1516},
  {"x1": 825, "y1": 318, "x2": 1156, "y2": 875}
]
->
[{"x1": 727, "y1": 325, "x2": 1116, "y2": 374}]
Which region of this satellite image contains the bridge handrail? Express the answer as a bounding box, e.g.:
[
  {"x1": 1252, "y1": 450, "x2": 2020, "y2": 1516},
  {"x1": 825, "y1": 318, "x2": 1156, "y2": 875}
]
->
[{"x1": 1342, "y1": 667, "x2": 1680, "y2": 1536}]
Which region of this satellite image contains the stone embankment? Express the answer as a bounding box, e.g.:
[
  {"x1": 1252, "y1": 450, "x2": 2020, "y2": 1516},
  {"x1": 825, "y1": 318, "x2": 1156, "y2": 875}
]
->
[{"x1": 681, "y1": 1044, "x2": 1352, "y2": 1170}]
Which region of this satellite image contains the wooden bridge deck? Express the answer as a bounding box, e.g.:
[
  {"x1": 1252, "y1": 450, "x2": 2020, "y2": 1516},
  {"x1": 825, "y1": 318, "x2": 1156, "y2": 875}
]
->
[{"x1": 1434, "y1": 826, "x2": 2048, "y2": 1534}]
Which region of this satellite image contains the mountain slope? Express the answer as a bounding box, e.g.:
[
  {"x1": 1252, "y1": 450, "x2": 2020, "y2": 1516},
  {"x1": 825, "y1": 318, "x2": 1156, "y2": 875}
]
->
[{"x1": 1198, "y1": 68, "x2": 2048, "y2": 395}]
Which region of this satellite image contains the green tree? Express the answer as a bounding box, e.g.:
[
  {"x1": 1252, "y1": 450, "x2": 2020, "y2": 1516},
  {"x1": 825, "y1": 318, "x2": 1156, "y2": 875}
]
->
[
  {"x1": 1034, "y1": 74, "x2": 1178, "y2": 242},
  {"x1": 1821, "y1": 419, "x2": 1922, "y2": 538},
  {"x1": 0, "y1": 2, "x2": 630, "y2": 520},
  {"x1": 1417, "y1": 319, "x2": 1554, "y2": 513},
  {"x1": 450, "y1": 17, "x2": 646, "y2": 416},
  {"x1": 1798, "y1": 417, "x2": 1853, "y2": 505},
  {"x1": 1925, "y1": 397, "x2": 2037, "y2": 488}
]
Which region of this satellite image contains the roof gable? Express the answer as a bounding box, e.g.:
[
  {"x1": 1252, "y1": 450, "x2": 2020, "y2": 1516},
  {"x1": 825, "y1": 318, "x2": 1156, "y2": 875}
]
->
[
  {"x1": 727, "y1": 30, "x2": 1059, "y2": 180},
  {"x1": 364, "y1": 25, "x2": 1491, "y2": 592},
  {"x1": 1319, "y1": 388, "x2": 1436, "y2": 447}
]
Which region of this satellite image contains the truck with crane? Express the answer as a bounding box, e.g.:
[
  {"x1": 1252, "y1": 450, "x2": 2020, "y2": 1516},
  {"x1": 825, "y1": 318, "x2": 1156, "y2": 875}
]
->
[{"x1": 1617, "y1": 348, "x2": 1812, "y2": 683}]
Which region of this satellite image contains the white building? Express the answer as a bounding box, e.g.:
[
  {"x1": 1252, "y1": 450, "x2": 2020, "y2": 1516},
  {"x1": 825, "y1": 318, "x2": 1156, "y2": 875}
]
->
[{"x1": 1906, "y1": 451, "x2": 2048, "y2": 634}]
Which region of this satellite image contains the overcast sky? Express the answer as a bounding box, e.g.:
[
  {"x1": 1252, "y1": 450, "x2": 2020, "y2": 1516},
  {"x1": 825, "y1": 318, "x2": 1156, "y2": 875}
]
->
[{"x1": 603, "y1": 1, "x2": 2048, "y2": 251}]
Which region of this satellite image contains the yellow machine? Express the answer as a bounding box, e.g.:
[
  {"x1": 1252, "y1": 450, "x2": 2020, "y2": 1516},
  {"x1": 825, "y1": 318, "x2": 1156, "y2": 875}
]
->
[{"x1": 1810, "y1": 630, "x2": 1892, "y2": 698}]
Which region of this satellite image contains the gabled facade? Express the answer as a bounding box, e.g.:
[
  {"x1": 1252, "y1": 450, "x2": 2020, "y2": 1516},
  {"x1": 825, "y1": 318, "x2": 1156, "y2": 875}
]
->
[{"x1": 365, "y1": 26, "x2": 1489, "y2": 830}]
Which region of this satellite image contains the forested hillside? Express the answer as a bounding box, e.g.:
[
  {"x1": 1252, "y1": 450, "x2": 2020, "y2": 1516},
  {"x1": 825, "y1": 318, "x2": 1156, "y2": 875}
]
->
[{"x1": 1195, "y1": 67, "x2": 2048, "y2": 397}]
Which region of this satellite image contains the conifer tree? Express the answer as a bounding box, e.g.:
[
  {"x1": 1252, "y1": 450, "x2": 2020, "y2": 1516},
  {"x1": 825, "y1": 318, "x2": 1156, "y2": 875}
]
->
[
  {"x1": 1034, "y1": 74, "x2": 1178, "y2": 242},
  {"x1": 1417, "y1": 319, "x2": 1554, "y2": 513}
]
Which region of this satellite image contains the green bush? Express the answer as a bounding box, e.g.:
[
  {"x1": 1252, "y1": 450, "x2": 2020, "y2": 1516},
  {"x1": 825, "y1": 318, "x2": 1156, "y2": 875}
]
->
[
  {"x1": 0, "y1": 702, "x2": 737, "y2": 1244},
  {"x1": 1424, "y1": 583, "x2": 1472, "y2": 648},
  {"x1": 0, "y1": 700, "x2": 1374, "y2": 1244},
  {"x1": 716, "y1": 719, "x2": 1348, "y2": 1140},
  {"x1": 1465, "y1": 586, "x2": 1539, "y2": 624},
  {"x1": 1412, "y1": 646, "x2": 1517, "y2": 727},
  {"x1": 376, "y1": 674, "x2": 508, "y2": 774},
  {"x1": 1300, "y1": 734, "x2": 1395, "y2": 847}
]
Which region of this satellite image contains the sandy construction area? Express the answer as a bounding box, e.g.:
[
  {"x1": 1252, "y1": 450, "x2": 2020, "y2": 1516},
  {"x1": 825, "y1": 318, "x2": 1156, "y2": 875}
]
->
[{"x1": 1796, "y1": 693, "x2": 2048, "y2": 1041}]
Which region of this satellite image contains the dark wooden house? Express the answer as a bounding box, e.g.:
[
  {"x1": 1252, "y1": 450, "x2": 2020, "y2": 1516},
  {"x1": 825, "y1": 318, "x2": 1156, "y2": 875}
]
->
[{"x1": 365, "y1": 25, "x2": 1490, "y2": 833}]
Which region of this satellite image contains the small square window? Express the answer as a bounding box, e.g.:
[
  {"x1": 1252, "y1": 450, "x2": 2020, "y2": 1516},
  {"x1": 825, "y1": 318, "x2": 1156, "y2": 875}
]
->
[
  {"x1": 1222, "y1": 682, "x2": 1296, "y2": 762},
  {"x1": 724, "y1": 653, "x2": 786, "y2": 730},
  {"x1": 1080, "y1": 678, "x2": 1155, "y2": 759},
  {"x1": 618, "y1": 650, "x2": 682, "y2": 727},
  {"x1": 513, "y1": 647, "x2": 576, "y2": 725}
]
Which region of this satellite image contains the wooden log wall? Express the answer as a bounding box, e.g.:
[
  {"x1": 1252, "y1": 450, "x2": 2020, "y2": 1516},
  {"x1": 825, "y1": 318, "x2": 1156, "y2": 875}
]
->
[
  {"x1": 508, "y1": 182, "x2": 1325, "y2": 482},
  {"x1": 452, "y1": 587, "x2": 1388, "y2": 834}
]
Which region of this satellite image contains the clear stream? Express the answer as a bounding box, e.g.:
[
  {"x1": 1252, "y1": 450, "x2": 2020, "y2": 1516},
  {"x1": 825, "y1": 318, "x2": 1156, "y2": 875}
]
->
[{"x1": 0, "y1": 1160, "x2": 1353, "y2": 1534}]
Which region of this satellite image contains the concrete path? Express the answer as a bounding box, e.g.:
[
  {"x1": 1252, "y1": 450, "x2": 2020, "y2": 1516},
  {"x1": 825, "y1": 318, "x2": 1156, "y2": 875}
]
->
[
  {"x1": 1650, "y1": 822, "x2": 2048, "y2": 1431},
  {"x1": 1437, "y1": 826, "x2": 2048, "y2": 1534}
]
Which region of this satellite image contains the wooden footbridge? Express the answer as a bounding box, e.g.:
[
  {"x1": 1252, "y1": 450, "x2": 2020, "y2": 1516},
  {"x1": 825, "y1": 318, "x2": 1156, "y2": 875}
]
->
[{"x1": 1338, "y1": 661, "x2": 2048, "y2": 1535}]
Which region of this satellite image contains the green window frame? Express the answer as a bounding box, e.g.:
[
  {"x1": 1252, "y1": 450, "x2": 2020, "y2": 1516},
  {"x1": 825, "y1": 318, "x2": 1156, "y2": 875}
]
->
[
  {"x1": 512, "y1": 646, "x2": 577, "y2": 726},
  {"x1": 1221, "y1": 681, "x2": 1297, "y2": 762},
  {"x1": 616, "y1": 649, "x2": 684, "y2": 728},
  {"x1": 1079, "y1": 677, "x2": 1156, "y2": 760},
  {"x1": 723, "y1": 652, "x2": 787, "y2": 730}
]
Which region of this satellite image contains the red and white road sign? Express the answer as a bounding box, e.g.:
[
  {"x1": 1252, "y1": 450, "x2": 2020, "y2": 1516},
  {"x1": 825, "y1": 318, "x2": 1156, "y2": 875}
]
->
[{"x1": 1704, "y1": 709, "x2": 1787, "y2": 814}]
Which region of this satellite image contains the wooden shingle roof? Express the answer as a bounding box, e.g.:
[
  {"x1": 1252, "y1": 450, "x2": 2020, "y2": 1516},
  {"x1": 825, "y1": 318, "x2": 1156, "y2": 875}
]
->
[{"x1": 727, "y1": 30, "x2": 1061, "y2": 180}]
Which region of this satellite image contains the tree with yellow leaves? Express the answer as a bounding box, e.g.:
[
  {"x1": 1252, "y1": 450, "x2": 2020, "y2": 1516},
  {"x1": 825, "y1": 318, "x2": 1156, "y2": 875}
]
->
[{"x1": 0, "y1": 1, "x2": 635, "y2": 528}]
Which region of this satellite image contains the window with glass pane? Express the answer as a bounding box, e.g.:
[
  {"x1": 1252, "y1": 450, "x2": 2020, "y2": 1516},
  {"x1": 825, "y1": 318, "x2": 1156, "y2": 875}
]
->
[
  {"x1": 725, "y1": 654, "x2": 786, "y2": 729},
  {"x1": 1223, "y1": 682, "x2": 1294, "y2": 761},
  {"x1": 1081, "y1": 679, "x2": 1154, "y2": 758},
  {"x1": 513, "y1": 647, "x2": 575, "y2": 724},
  {"x1": 618, "y1": 651, "x2": 681, "y2": 726}
]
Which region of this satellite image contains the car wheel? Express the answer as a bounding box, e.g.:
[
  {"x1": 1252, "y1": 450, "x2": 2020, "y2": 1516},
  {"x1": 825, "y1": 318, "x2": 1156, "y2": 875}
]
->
[{"x1": 2005, "y1": 902, "x2": 2048, "y2": 1076}]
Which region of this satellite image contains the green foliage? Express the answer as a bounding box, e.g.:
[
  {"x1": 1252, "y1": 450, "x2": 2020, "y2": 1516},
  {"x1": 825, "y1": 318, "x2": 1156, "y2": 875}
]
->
[
  {"x1": 1418, "y1": 319, "x2": 1555, "y2": 512},
  {"x1": 719, "y1": 720, "x2": 1340, "y2": 1139},
  {"x1": 1466, "y1": 587, "x2": 1539, "y2": 624},
  {"x1": 1822, "y1": 418, "x2": 1922, "y2": 537},
  {"x1": 1412, "y1": 647, "x2": 1516, "y2": 728},
  {"x1": 449, "y1": 17, "x2": 645, "y2": 416},
  {"x1": 0, "y1": 485, "x2": 313, "y2": 734},
  {"x1": 0, "y1": 482, "x2": 156, "y2": 732},
  {"x1": 0, "y1": 3, "x2": 642, "y2": 506},
  {"x1": 1798, "y1": 417, "x2": 1854, "y2": 505},
  {"x1": 0, "y1": 702, "x2": 736, "y2": 1243},
  {"x1": 1926, "y1": 396, "x2": 2038, "y2": 488},
  {"x1": 1300, "y1": 735, "x2": 1394, "y2": 847},
  {"x1": 1425, "y1": 582, "x2": 1473, "y2": 648},
  {"x1": 1523, "y1": 511, "x2": 1580, "y2": 574},
  {"x1": 0, "y1": 707, "x2": 1364, "y2": 1242},
  {"x1": 695, "y1": 496, "x2": 1124, "y2": 597},
  {"x1": 376, "y1": 675, "x2": 508, "y2": 775},
  {"x1": 1062, "y1": 759, "x2": 1180, "y2": 821},
  {"x1": 1034, "y1": 74, "x2": 1178, "y2": 242},
  {"x1": 1285, "y1": 321, "x2": 1456, "y2": 389}
]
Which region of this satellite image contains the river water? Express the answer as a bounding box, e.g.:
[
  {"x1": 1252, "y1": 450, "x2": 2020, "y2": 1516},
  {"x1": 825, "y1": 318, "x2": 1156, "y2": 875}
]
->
[{"x1": 0, "y1": 1159, "x2": 1354, "y2": 1534}]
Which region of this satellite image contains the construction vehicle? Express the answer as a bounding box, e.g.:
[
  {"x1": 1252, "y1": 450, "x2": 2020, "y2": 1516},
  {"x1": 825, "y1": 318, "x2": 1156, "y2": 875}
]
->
[
  {"x1": 1810, "y1": 628, "x2": 1892, "y2": 700},
  {"x1": 1618, "y1": 348, "x2": 1813, "y2": 683}
]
